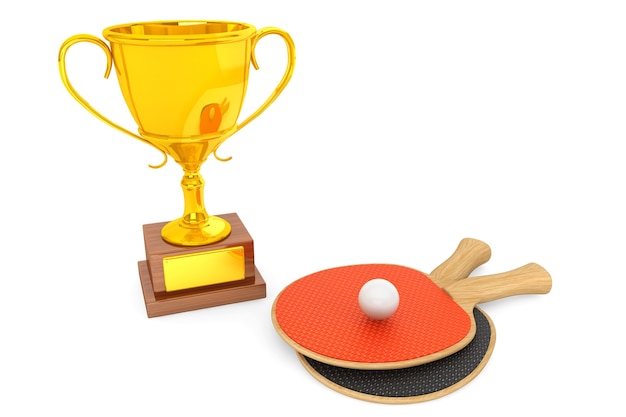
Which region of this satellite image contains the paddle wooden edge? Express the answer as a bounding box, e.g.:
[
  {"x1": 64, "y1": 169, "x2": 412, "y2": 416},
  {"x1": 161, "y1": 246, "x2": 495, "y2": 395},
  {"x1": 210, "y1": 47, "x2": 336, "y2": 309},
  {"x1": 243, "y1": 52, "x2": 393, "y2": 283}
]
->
[{"x1": 296, "y1": 308, "x2": 496, "y2": 404}]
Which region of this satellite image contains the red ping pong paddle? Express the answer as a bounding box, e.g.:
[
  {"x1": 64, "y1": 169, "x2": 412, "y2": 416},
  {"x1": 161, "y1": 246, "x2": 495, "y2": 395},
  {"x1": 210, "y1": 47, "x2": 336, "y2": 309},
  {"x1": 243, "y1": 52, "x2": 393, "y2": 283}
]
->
[
  {"x1": 272, "y1": 246, "x2": 551, "y2": 370},
  {"x1": 293, "y1": 238, "x2": 498, "y2": 403}
]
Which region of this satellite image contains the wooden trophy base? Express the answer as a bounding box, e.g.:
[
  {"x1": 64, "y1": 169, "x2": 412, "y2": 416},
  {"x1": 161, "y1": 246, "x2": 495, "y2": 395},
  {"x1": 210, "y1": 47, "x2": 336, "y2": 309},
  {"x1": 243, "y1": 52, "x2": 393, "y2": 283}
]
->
[{"x1": 138, "y1": 213, "x2": 266, "y2": 318}]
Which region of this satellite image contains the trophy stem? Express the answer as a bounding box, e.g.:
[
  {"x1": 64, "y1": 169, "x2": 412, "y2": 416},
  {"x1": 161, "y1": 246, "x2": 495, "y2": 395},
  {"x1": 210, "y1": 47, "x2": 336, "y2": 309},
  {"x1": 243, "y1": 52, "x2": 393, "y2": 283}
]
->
[{"x1": 160, "y1": 167, "x2": 231, "y2": 247}]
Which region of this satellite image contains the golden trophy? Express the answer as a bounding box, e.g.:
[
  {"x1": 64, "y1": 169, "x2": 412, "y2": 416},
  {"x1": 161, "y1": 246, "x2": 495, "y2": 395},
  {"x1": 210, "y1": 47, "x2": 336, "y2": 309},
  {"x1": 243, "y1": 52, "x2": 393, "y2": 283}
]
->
[{"x1": 58, "y1": 21, "x2": 295, "y2": 317}]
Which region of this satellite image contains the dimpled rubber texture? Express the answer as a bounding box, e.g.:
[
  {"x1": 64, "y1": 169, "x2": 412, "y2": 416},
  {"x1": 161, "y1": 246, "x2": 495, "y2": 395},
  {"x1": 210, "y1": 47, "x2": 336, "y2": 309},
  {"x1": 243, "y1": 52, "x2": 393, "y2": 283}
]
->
[
  {"x1": 299, "y1": 308, "x2": 494, "y2": 403},
  {"x1": 273, "y1": 264, "x2": 471, "y2": 365}
]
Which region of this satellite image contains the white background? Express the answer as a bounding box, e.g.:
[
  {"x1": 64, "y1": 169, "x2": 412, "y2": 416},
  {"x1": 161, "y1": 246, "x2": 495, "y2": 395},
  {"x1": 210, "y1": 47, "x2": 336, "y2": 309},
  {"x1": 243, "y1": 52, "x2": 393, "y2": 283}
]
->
[{"x1": 2, "y1": 1, "x2": 624, "y2": 415}]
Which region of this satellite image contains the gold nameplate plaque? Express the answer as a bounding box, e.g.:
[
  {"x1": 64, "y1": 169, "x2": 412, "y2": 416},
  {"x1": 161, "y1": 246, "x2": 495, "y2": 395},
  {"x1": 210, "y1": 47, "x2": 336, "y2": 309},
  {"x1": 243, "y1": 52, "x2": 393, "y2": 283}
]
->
[{"x1": 163, "y1": 246, "x2": 245, "y2": 292}]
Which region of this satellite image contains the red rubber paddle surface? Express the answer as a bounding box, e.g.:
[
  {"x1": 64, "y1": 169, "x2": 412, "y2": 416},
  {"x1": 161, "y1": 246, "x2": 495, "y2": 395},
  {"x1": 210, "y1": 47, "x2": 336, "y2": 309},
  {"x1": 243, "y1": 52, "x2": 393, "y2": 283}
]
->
[{"x1": 273, "y1": 264, "x2": 472, "y2": 366}]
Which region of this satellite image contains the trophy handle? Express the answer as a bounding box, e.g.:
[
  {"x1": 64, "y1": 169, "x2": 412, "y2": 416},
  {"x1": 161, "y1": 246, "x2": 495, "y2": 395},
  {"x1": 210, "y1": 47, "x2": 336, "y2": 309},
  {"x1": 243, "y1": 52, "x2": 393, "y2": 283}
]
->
[
  {"x1": 58, "y1": 35, "x2": 168, "y2": 169},
  {"x1": 213, "y1": 27, "x2": 296, "y2": 162}
]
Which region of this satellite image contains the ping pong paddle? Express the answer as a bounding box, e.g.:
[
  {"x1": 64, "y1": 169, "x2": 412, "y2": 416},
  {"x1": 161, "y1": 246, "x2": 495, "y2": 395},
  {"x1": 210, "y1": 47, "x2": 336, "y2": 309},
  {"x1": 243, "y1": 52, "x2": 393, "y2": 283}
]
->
[
  {"x1": 272, "y1": 247, "x2": 551, "y2": 370},
  {"x1": 294, "y1": 239, "x2": 497, "y2": 403}
]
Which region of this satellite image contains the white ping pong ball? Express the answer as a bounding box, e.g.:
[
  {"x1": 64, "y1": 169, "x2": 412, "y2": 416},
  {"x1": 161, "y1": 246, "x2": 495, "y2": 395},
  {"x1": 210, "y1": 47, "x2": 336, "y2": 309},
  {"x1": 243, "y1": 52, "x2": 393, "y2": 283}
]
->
[{"x1": 358, "y1": 278, "x2": 400, "y2": 320}]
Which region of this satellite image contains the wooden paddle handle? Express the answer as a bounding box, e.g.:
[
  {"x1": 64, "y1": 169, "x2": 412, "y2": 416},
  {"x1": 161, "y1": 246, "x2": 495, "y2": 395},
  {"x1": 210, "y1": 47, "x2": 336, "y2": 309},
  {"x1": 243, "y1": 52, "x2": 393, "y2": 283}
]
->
[
  {"x1": 446, "y1": 263, "x2": 552, "y2": 307},
  {"x1": 430, "y1": 238, "x2": 492, "y2": 287}
]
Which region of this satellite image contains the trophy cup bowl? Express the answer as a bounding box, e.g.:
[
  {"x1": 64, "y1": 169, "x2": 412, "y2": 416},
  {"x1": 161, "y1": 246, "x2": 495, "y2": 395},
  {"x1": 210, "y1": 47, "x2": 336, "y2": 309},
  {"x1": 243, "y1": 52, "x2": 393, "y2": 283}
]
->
[
  {"x1": 59, "y1": 21, "x2": 295, "y2": 316},
  {"x1": 59, "y1": 20, "x2": 295, "y2": 246}
]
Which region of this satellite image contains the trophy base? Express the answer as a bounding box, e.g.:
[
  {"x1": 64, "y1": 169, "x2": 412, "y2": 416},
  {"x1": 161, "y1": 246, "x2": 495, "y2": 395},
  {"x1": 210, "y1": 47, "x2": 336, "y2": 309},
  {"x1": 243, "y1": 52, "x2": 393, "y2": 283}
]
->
[
  {"x1": 138, "y1": 213, "x2": 266, "y2": 318},
  {"x1": 138, "y1": 262, "x2": 266, "y2": 318}
]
